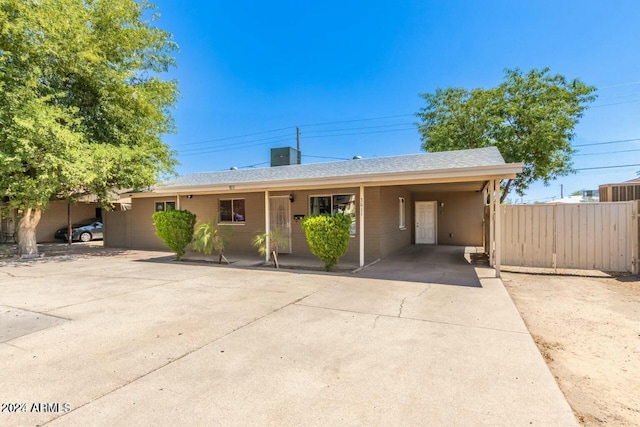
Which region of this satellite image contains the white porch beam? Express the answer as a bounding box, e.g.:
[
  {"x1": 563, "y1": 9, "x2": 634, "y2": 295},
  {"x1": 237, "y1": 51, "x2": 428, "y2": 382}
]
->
[
  {"x1": 359, "y1": 185, "x2": 365, "y2": 267},
  {"x1": 264, "y1": 190, "x2": 270, "y2": 263},
  {"x1": 489, "y1": 180, "x2": 495, "y2": 268},
  {"x1": 494, "y1": 179, "x2": 501, "y2": 278}
]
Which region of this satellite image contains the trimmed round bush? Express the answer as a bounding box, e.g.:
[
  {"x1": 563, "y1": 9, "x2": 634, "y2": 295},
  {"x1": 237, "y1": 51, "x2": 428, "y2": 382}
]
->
[
  {"x1": 152, "y1": 209, "x2": 197, "y2": 260},
  {"x1": 301, "y1": 213, "x2": 352, "y2": 271}
]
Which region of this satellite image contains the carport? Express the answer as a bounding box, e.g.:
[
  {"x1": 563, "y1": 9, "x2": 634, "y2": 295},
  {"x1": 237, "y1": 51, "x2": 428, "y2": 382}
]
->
[{"x1": 380, "y1": 177, "x2": 506, "y2": 276}]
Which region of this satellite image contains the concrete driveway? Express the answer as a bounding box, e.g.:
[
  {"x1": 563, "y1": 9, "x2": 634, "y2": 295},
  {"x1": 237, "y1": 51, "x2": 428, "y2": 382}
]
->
[{"x1": 0, "y1": 249, "x2": 577, "y2": 426}]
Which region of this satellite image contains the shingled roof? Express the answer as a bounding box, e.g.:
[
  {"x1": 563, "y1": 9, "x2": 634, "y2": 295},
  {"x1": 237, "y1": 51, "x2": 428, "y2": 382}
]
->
[{"x1": 156, "y1": 146, "x2": 513, "y2": 191}]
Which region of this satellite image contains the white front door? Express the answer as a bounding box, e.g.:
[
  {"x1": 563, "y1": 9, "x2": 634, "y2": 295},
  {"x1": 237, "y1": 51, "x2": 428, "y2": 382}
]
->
[
  {"x1": 269, "y1": 196, "x2": 291, "y2": 253},
  {"x1": 415, "y1": 201, "x2": 436, "y2": 244}
]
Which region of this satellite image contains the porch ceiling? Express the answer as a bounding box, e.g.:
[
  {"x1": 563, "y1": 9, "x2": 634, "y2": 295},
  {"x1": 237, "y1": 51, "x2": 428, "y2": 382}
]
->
[{"x1": 399, "y1": 180, "x2": 487, "y2": 193}]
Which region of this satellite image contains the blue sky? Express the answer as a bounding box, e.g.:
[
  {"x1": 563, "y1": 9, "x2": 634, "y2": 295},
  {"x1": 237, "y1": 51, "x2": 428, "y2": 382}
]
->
[{"x1": 150, "y1": 0, "x2": 640, "y2": 202}]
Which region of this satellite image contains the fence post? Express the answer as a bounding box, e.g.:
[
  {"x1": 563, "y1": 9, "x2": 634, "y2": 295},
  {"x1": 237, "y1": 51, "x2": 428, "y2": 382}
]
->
[
  {"x1": 552, "y1": 204, "x2": 557, "y2": 271},
  {"x1": 633, "y1": 201, "x2": 639, "y2": 275}
]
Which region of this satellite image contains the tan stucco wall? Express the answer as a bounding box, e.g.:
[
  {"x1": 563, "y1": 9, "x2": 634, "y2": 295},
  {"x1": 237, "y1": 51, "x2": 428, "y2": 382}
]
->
[
  {"x1": 180, "y1": 193, "x2": 265, "y2": 255},
  {"x1": 128, "y1": 197, "x2": 176, "y2": 250},
  {"x1": 37, "y1": 201, "x2": 101, "y2": 242},
  {"x1": 413, "y1": 191, "x2": 484, "y2": 246},
  {"x1": 363, "y1": 187, "x2": 413, "y2": 261},
  {"x1": 103, "y1": 210, "x2": 130, "y2": 248}
]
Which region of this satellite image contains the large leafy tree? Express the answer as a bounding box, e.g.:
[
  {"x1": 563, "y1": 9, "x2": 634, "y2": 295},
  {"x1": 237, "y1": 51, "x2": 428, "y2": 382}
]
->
[
  {"x1": 0, "y1": 0, "x2": 178, "y2": 254},
  {"x1": 416, "y1": 68, "x2": 596, "y2": 202}
]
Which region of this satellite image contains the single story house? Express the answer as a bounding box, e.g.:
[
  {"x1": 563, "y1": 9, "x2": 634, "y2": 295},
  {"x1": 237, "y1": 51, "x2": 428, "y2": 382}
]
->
[
  {"x1": 599, "y1": 177, "x2": 640, "y2": 202},
  {"x1": 110, "y1": 146, "x2": 522, "y2": 276}
]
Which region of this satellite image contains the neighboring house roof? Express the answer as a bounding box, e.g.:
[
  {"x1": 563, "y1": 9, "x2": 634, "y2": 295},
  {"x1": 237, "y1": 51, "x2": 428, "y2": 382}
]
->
[
  {"x1": 600, "y1": 176, "x2": 640, "y2": 186},
  {"x1": 127, "y1": 147, "x2": 522, "y2": 196}
]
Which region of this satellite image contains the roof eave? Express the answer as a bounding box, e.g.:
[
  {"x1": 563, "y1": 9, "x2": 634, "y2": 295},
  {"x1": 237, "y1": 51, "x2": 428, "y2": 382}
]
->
[{"x1": 126, "y1": 163, "x2": 523, "y2": 198}]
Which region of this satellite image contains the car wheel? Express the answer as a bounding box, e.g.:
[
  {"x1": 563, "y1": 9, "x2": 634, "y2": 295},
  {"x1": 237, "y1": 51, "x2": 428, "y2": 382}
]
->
[{"x1": 79, "y1": 232, "x2": 92, "y2": 242}]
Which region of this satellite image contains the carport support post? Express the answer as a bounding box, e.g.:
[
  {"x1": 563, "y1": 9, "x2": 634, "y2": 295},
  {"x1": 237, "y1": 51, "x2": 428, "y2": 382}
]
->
[
  {"x1": 67, "y1": 202, "x2": 72, "y2": 245},
  {"x1": 489, "y1": 180, "x2": 495, "y2": 268},
  {"x1": 359, "y1": 185, "x2": 365, "y2": 268},
  {"x1": 264, "y1": 190, "x2": 270, "y2": 263},
  {"x1": 494, "y1": 179, "x2": 501, "y2": 278}
]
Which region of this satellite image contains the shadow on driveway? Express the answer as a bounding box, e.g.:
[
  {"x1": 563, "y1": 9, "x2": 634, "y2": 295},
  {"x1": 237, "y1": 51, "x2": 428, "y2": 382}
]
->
[{"x1": 355, "y1": 245, "x2": 491, "y2": 287}]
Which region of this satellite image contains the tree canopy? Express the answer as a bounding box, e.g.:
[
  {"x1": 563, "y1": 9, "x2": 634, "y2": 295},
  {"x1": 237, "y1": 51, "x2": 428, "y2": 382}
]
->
[
  {"x1": 416, "y1": 68, "x2": 596, "y2": 201},
  {"x1": 0, "y1": 0, "x2": 178, "y2": 253}
]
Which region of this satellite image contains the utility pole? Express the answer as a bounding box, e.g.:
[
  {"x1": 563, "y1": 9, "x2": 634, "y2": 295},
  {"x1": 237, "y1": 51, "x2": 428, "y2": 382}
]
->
[
  {"x1": 560, "y1": 184, "x2": 563, "y2": 199},
  {"x1": 296, "y1": 127, "x2": 300, "y2": 152}
]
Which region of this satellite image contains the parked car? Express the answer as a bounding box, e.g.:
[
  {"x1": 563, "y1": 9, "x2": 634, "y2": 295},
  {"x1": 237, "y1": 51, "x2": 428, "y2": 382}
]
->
[{"x1": 55, "y1": 219, "x2": 103, "y2": 242}]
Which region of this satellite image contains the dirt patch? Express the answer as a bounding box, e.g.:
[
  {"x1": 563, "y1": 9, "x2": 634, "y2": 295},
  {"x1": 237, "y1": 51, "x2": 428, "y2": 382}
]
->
[{"x1": 502, "y1": 272, "x2": 640, "y2": 426}]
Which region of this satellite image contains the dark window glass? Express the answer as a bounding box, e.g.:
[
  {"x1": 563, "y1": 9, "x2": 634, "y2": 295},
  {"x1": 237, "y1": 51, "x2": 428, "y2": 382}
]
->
[
  {"x1": 309, "y1": 196, "x2": 331, "y2": 215},
  {"x1": 219, "y1": 200, "x2": 232, "y2": 221},
  {"x1": 309, "y1": 195, "x2": 356, "y2": 235},
  {"x1": 219, "y1": 199, "x2": 245, "y2": 222},
  {"x1": 233, "y1": 199, "x2": 245, "y2": 222}
]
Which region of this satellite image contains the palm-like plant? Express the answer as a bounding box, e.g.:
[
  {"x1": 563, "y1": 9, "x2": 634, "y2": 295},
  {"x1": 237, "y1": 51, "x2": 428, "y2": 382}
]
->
[
  {"x1": 192, "y1": 222, "x2": 233, "y2": 263},
  {"x1": 252, "y1": 227, "x2": 289, "y2": 267}
]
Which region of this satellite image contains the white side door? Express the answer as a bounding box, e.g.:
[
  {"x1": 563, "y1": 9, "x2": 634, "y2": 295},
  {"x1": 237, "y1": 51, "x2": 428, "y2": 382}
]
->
[
  {"x1": 415, "y1": 201, "x2": 437, "y2": 244},
  {"x1": 269, "y1": 196, "x2": 291, "y2": 253}
]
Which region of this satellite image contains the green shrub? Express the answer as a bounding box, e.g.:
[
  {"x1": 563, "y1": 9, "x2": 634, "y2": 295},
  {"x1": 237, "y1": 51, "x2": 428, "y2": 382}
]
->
[
  {"x1": 152, "y1": 209, "x2": 197, "y2": 260},
  {"x1": 301, "y1": 213, "x2": 352, "y2": 271}
]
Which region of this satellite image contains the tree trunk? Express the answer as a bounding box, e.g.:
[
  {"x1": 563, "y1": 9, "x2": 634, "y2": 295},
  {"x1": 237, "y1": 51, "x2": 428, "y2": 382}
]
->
[
  {"x1": 500, "y1": 179, "x2": 513, "y2": 204},
  {"x1": 17, "y1": 208, "x2": 42, "y2": 256}
]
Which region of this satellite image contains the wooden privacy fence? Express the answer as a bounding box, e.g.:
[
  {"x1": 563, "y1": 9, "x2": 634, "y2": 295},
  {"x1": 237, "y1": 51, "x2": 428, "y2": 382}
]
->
[{"x1": 500, "y1": 201, "x2": 639, "y2": 273}]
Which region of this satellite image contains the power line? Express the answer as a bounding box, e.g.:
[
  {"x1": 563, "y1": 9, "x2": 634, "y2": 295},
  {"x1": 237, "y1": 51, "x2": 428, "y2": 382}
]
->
[
  {"x1": 176, "y1": 139, "x2": 291, "y2": 157},
  {"x1": 299, "y1": 114, "x2": 414, "y2": 128},
  {"x1": 596, "y1": 92, "x2": 640, "y2": 101},
  {"x1": 302, "y1": 122, "x2": 414, "y2": 135},
  {"x1": 590, "y1": 99, "x2": 640, "y2": 108},
  {"x1": 303, "y1": 154, "x2": 350, "y2": 161},
  {"x1": 236, "y1": 161, "x2": 270, "y2": 169},
  {"x1": 177, "y1": 133, "x2": 294, "y2": 154},
  {"x1": 575, "y1": 148, "x2": 640, "y2": 156},
  {"x1": 575, "y1": 163, "x2": 640, "y2": 171},
  {"x1": 172, "y1": 126, "x2": 295, "y2": 147},
  {"x1": 573, "y1": 138, "x2": 640, "y2": 147},
  {"x1": 598, "y1": 81, "x2": 640, "y2": 89},
  {"x1": 171, "y1": 114, "x2": 414, "y2": 149},
  {"x1": 304, "y1": 127, "x2": 416, "y2": 139}
]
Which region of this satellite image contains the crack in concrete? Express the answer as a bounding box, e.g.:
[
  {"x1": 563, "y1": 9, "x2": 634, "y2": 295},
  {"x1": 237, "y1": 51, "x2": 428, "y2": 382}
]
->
[
  {"x1": 398, "y1": 297, "x2": 408, "y2": 317},
  {"x1": 40, "y1": 284, "x2": 328, "y2": 426},
  {"x1": 398, "y1": 284, "x2": 432, "y2": 318},
  {"x1": 369, "y1": 315, "x2": 382, "y2": 333},
  {"x1": 1, "y1": 341, "x2": 27, "y2": 352},
  {"x1": 297, "y1": 303, "x2": 529, "y2": 335}
]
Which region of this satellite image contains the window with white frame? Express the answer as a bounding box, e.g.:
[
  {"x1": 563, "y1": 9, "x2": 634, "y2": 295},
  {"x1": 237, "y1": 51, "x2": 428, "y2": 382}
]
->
[
  {"x1": 309, "y1": 194, "x2": 356, "y2": 236},
  {"x1": 155, "y1": 201, "x2": 176, "y2": 212},
  {"x1": 219, "y1": 199, "x2": 245, "y2": 223},
  {"x1": 399, "y1": 197, "x2": 406, "y2": 229}
]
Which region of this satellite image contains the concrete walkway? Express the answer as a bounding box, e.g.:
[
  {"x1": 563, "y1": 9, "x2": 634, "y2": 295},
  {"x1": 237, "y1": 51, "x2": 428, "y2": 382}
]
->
[{"x1": 0, "y1": 249, "x2": 577, "y2": 426}]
